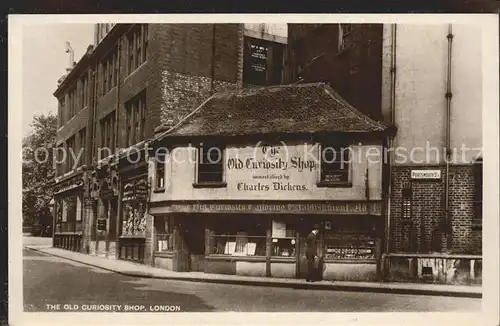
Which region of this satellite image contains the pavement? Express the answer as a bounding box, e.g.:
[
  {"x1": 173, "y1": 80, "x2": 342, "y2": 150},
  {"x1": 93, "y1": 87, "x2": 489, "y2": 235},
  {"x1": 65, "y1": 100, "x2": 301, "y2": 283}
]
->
[{"x1": 24, "y1": 237, "x2": 482, "y2": 299}]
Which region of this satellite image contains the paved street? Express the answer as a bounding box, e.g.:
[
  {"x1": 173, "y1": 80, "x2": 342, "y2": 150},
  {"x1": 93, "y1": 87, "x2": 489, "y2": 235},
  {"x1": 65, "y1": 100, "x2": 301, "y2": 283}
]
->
[{"x1": 23, "y1": 246, "x2": 481, "y2": 312}]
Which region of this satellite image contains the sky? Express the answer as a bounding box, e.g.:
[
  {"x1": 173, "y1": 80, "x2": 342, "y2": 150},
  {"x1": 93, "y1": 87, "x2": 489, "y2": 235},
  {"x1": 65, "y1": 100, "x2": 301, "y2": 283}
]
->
[{"x1": 22, "y1": 24, "x2": 94, "y2": 136}]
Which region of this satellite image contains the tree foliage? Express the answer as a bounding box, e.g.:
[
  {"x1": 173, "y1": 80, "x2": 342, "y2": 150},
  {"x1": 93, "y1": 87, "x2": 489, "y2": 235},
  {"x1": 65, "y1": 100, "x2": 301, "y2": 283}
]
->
[{"x1": 22, "y1": 112, "x2": 57, "y2": 226}]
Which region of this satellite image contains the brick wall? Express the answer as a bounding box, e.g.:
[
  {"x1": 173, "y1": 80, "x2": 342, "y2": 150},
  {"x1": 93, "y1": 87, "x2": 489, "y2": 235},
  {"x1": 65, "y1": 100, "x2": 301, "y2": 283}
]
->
[
  {"x1": 56, "y1": 106, "x2": 89, "y2": 145},
  {"x1": 150, "y1": 24, "x2": 242, "y2": 132},
  {"x1": 389, "y1": 165, "x2": 481, "y2": 254},
  {"x1": 449, "y1": 166, "x2": 482, "y2": 253},
  {"x1": 159, "y1": 71, "x2": 238, "y2": 127},
  {"x1": 91, "y1": 24, "x2": 243, "y2": 150}
]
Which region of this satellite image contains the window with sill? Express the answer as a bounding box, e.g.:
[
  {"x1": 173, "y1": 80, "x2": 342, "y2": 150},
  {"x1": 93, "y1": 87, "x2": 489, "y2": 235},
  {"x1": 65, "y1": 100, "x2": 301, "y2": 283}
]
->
[
  {"x1": 80, "y1": 73, "x2": 89, "y2": 108},
  {"x1": 125, "y1": 91, "x2": 147, "y2": 147},
  {"x1": 101, "y1": 47, "x2": 118, "y2": 95},
  {"x1": 196, "y1": 143, "x2": 225, "y2": 185},
  {"x1": 210, "y1": 216, "x2": 266, "y2": 257},
  {"x1": 77, "y1": 127, "x2": 86, "y2": 168},
  {"x1": 154, "y1": 215, "x2": 174, "y2": 252},
  {"x1": 66, "y1": 135, "x2": 75, "y2": 172},
  {"x1": 68, "y1": 86, "x2": 77, "y2": 119},
  {"x1": 319, "y1": 143, "x2": 351, "y2": 185},
  {"x1": 58, "y1": 97, "x2": 65, "y2": 127},
  {"x1": 100, "y1": 111, "x2": 116, "y2": 152},
  {"x1": 127, "y1": 24, "x2": 148, "y2": 75},
  {"x1": 56, "y1": 144, "x2": 64, "y2": 176},
  {"x1": 155, "y1": 153, "x2": 166, "y2": 190}
]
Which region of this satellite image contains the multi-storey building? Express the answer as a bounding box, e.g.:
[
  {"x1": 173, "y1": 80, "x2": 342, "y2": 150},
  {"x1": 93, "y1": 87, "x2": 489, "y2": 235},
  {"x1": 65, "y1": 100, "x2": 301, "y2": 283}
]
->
[
  {"x1": 287, "y1": 23, "x2": 482, "y2": 284},
  {"x1": 52, "y1": 23, "x2": 287, "y2": 265}
]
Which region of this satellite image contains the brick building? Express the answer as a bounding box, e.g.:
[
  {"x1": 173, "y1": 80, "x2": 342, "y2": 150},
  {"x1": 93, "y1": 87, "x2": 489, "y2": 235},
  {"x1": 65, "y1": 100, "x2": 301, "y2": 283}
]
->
[
  {"x1": 52, "y1": 23, "x2": 287, "y2": 264},
  {"x1": 287, "y1": 23, "x2": 482, "y2": 284}
]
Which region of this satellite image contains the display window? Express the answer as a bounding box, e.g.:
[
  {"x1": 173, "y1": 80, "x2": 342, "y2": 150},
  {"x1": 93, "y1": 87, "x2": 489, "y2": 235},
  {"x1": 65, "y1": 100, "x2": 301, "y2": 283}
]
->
[
  {"x1": 271, "y1": 219, "x2": 296, "y2": 257},
  {"x1": 121, "y1": 201, "x2": 146, "y2": 237},
  {"x1": 322, "y1": 218, "x2": 377, "y2": 260},
  {"x1": 154, "y1": 215, "x2": 174, "y2": 252},
  {"x1": 209, "y1": 215, "x2": 266, "y2": 257}
]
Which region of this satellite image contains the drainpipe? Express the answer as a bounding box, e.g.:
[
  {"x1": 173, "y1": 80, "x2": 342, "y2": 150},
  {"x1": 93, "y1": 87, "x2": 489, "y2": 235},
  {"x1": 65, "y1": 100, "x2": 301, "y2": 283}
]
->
[
  {"x1": 385, "y1": 24, "x2": 397, "y2": 254},
  {"x1": 444, "y1": 24, "x2": 454, "y2": 250}
]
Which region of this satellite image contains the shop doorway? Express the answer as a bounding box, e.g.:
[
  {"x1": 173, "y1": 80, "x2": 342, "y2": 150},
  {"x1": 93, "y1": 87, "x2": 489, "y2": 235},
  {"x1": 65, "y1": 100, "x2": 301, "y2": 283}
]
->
[
  {"x1": 95, "y1": 197, "x2": 118, "y2": 258},
  {"x1": 179, "y1": 215, "x2": 205, "y2": 272}
]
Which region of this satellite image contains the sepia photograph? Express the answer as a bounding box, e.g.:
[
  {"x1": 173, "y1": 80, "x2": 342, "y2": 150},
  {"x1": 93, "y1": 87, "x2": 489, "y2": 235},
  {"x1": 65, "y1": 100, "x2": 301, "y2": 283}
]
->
[{"x1": 9, "y1": 14, "x2": 499, "y2": 326}]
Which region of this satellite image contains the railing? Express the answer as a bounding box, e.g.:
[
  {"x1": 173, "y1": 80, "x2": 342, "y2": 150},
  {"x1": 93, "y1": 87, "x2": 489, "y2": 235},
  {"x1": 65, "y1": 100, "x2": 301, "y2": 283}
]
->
[
  {"x1": 382, "y1": 253, "x2": 482, "y2": 285},
  {"x1": 53, "y1": 233, "x2": 82, "y2": 252}
]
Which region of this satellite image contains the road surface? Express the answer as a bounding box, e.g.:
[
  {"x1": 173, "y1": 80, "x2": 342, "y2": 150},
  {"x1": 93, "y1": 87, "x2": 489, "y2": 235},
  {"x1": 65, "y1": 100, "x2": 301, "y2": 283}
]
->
[{"x1": 23, "y1": 247, "x2": 481, "y2": 312}]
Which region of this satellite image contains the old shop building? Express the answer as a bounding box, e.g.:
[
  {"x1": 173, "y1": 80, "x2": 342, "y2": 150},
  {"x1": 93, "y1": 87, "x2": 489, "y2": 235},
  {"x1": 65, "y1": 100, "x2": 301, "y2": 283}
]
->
[
  {"x1": 52, "y1": 23, "x2": 288, "y2": 263},
  {"x1": 147, "y1": 83, "x2": 393, "y2": 281},
  {"x1": 288, "y1": 23, "x2": 483, "y2": 284}
]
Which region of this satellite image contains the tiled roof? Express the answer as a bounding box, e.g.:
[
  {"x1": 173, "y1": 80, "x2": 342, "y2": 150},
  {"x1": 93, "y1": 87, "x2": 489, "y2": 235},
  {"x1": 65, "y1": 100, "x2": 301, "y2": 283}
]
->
[{"x1": 155, "y1": 82, "x2": 388, "y2": 141}]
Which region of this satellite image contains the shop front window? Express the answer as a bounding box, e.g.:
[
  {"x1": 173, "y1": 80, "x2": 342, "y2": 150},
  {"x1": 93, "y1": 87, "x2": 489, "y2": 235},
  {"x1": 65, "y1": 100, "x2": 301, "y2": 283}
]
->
[
  {"x1": 75, "y1": 195, "x2": 83, "y2": 232},
  {"x1": 154, "y1": 215, "x2": 174, "y2": 252},
  {"x1": 322, "y1": 218, "x2": 376, "y2": 260},
  {"x1": 271, "y1": 219, "x2": 296, "y2": 257},
  {"x1": 210, "y1": 216, "x2": 266, "y2": 256},
  {"x1": 121, "y1": 201, "x2": 147, "y2": 237},
  {"x1": 62, "y1": 197, "x2": 77, "y2": 233},
  {"x1": 55, "y1": 200, "x2": 63, "y2": 233}
]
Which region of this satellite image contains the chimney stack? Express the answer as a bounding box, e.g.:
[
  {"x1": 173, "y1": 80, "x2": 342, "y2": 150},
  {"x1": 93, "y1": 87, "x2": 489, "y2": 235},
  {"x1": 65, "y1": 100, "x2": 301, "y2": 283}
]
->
[{"x1": 65, "y1": 41, "x2": 75, "y2": 72}]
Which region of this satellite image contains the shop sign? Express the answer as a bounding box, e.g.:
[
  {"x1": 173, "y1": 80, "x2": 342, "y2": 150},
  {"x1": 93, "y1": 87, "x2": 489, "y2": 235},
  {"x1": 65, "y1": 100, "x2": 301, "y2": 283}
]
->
[
  {"x1": 250, "y1": 43, "x2": 267, "y2": 73},
  {"x1": 152, "y1": 201, "x2": 382, "y2": 216},
  {"x1": 411, "y1": 170, "x2": 441, "y2": 180},
  {"x1": 122, "y1": 179, "x2": 148, "y2": 202},
  {"x1": 226, "y1": 144, "x2": 318, "y2": 195},
  {"x1": 97, "y1": 219, "x2": 107, "y2": 231},
  {"x1": 135, "y1": 180, "x2": 148, "y2": 201}
]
